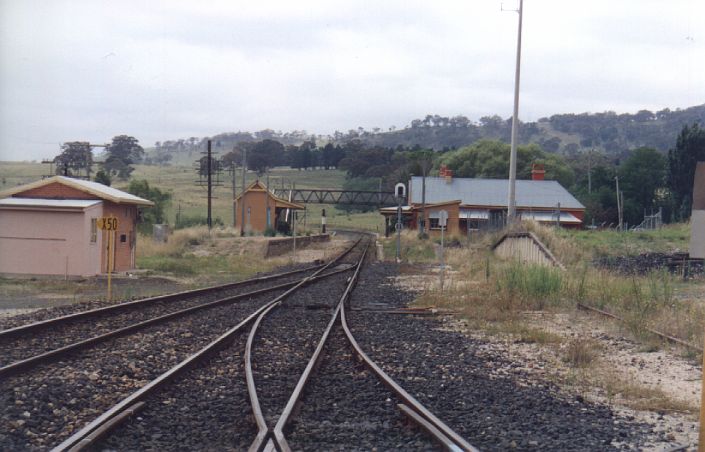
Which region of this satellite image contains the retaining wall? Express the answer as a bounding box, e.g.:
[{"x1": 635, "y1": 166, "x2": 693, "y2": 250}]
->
[{"x1": 265, "y1": 234, "x2": 330, "y2": 258}]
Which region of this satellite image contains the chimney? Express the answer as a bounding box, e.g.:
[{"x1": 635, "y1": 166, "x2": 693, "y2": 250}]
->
[
  {"x1": 439, "y1": 164, "x2": 453, "y2": 184},
  {"x1": 531, "y1": 163, "x2": 545, "y2": 181}
]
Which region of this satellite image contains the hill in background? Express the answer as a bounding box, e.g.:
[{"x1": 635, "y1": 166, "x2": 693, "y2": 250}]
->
[{"x1": 150, "y1": 104, "x2": 705, "y2": 163}]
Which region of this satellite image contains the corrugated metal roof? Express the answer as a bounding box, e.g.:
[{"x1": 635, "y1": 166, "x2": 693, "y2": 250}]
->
[
  {"x1": 54, "y1": 177, "x2": 153, "y2": 205},
  {"x1": 0, "y1": 198, "x2": 102, "y2": 209},
  {"x1": 409, "y1": 176, "x2": 584, "y2": 210},
  {"x1": 0, "y1": 176, "x2": 154, "y2": 206}
]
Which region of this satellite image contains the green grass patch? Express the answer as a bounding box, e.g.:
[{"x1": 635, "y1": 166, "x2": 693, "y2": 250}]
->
[
  {"x1": 497, "y1": 262, "x2": 564, "y2": 308},
  {"x1": 556, "y1": 223, "x2": 690, "y2": 259}
]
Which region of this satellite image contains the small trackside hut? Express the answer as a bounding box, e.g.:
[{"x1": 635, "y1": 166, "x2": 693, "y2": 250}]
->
[
  {"x1": 0, "y1": 176, "x2": 153, "y2": 277},
  {"x1": 234, "y1": 180, "x2": 305, "y2": 234}
]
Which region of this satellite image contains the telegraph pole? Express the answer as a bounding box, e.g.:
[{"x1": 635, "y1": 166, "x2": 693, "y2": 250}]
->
[
  {"x1": 231, "y1": 162, "x2": 237, "y2": 227},
  {"x1": 240, "y1": 147, "x2": 247, "y2": 236},
  {"x1": 614, "y1": 176, "x2": 624, "y2": 231},
  {"x1": 207, "y1": 140, "x2": 212, "y2": 230},
  {"x1": 507, "y1": 0, "x2": 523, "y2": 223}
]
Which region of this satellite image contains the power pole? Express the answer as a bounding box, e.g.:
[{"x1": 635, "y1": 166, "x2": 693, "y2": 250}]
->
[
  {"x1": 240, "y1": 147, "x2": 247, "y2": 236},
  {"x1": 587, "y1": 148, "x2": 593, "y2": 194},
  {"x1": 506, "y1": 0, "x2": 523, "y2": 223},
  {"x1": 231, "y1": 162, "x2": 237, "y2": 227},
  {"x1": 266, "y1": 170, "x2": 270, "y2": 229},
  {"x1": 207, "y1": 140, "x2": 212, "y2": 230},
  {"x1": 615, "y1": 176, "x2": 623, "y2": 231}
]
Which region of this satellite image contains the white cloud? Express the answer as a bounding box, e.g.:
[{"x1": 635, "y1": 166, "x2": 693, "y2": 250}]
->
[{"x1": 1, "y1": 0, "x2": 704, "y2": 161}]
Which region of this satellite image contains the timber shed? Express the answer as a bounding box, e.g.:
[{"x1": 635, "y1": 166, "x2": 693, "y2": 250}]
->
[
  {"x1": 234, "y1": 180, "x2": 304, "y2": 234},
  {"x1": 0, "y1": 176, "x2": 153, "y2": 277}
]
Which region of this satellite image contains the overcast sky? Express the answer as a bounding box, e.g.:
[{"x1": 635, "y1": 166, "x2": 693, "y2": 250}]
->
[{"x1": 1, "y1": 0, "x2": 703, "y2": 161}]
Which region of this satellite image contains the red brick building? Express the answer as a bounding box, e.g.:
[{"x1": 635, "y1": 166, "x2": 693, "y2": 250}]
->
[
  {"x1": 381, "y1": 165, "x2": 585, "y2": 236},
  {"x1": 0, "y1": 176, "x2": 153, "y2": 276},
  {"x1": 234, "y1": 180, "x2": 304, "y2": 233}
]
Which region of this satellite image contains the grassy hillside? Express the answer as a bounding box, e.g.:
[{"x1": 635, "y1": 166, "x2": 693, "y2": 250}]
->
[{"x1": 0, "y1": 162, "x2": 386, "y2": 233}]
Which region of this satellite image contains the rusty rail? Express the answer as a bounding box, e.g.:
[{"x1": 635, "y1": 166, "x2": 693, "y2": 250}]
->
[
  {"x1": 268, "y1": 234, "x2": 477, "y2": 452},
  {"x1": 245, "y1": 236, "x2": 369, "y2": 452},
  {"x1": 2, "y1": 237, "x2": 363, "y2": 379},
  {"x1": 270, "y1": 241, "x2": 370, "y2": 452},
  {"x1": 576, "y1": 302, "x2": 703, "y2": 352},
  {"x1": 0, "y1": 263, "x2": 325, "y2": 339},
  {"x1": 340, "y1": 286, "x2": 479, "y2": 452},
  {"x1": 52, "y1": 236, "x2": 364, "y2": 452},
  {"x1": 0, "y1": 267, "x2": 351, "y2": 379}
]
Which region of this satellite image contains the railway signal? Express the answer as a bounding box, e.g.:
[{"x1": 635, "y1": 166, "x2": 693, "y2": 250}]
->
[{"x1": 394, "y1": 183, "x2": 406, "y2": 262}]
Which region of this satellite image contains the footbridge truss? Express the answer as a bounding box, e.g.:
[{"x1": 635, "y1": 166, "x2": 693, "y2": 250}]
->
[{"x1": 272, "y1": 188, "x2": 404, "y2": 206}]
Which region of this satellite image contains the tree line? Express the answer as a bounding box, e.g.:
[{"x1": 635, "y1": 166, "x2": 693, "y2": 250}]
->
[{"x1": 53, "y1": 121, "x2": 705, "y2": 229}]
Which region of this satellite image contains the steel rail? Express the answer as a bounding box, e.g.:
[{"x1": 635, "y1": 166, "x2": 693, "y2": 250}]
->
[
  {"x1": 269, "y1": 233, "x2": 477, "y2": 452},
  {"x1": 53, "y1": 295, "x2": 282, "y2": 452},
  {"x1": 576, "y1": 302, "x2": 703, "y2": 352},
  {"x1": 245, "y1": 234, "x2": 369, "y2": 451},
  {"x1": 339, "y1": 284, "x2": 479, "y2": 452},
  {"x1": 51, "y1": 237, "x2": 363, "y2": 452},
  {"x1": 0, "y1": 266, "x2": 352, "y2": 379},
  {"x1": 2, "y1": 236, "x2": 363, "y2": 377},
  {"x1": 244, "y1": 237, "x2": 369, "y2": 452},
  {"x1": 0, "y1": 263, "x2": 325, "y2": 339},
  {"x1": 397, "y1": 404, "x2": 462, "y2": 452},
  {"x1": 270, "y1": 241, "x2": 369, "y2": 452}
]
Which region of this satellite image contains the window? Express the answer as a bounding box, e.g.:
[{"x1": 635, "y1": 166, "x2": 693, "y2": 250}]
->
[
  {"x1": 429, "y1": 218, "x2": 440, "y2": 230},
  {"x1": 90, "y1": 218, "x2": 97, "y2": 243},
  {"x1": 120, "y1": 234, "x2": 127, "y2": 243},
  {"x1": 468, "y1": 219, "x2": 482, "y2": 231}
]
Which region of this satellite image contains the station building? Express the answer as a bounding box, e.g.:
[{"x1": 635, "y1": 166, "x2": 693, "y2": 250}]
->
[
  {"x1": 234, "y1": 180, "x2": 305, "y2": 234},
  {"x1": 0, "y1": 176, "x2": 153, "y2": 277},
  {"x1": 380, "y1": 165, "x2": 585, "y2": 236}
]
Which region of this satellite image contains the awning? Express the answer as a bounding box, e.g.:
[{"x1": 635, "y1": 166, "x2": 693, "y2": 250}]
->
[
  {"x1": 459, "y1": 209, "x2": 489, "y2": 220},
  {"x1": 520, "y1": 211, "x2": 581, "y2": 224},
  {"x1": 379, "y1": 206, "x2": 413, "y2": 214},
  {"x1": 0, "y1": 198, "x2": 102, "y2": 209}
]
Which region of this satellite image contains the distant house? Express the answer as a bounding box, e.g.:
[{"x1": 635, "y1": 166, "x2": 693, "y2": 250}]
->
[
  {"x1": 380, "y1": 165, "x2": 585, "y2": 235},
  {"x1": 0, "y1": 176, "x2": 153, "y2": 277},
  {"x1": 235, "y1": 180, "x2": 304, "y2": 234}
]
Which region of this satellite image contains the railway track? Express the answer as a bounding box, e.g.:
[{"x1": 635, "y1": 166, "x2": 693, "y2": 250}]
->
[
  {"x1": 0, "y1": 242, "x2": 363, "y2": 376},
  {"x1": 31, "y1": 233, "x2": 476, "y2": 451},
  {"x1": 0, "y1": 237, "x2": 362, "y2": 450}
]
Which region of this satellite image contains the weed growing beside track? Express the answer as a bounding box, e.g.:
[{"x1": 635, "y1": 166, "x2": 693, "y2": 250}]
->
[
  {"x1": 137, "y1": 226, "x2": 279, "y2": 280},
  {"x1": 380, "y1": 222, "x2": 703, "y2": 418}
]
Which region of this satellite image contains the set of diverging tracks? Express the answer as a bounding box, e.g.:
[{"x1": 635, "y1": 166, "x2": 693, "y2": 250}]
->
[{"x1": 0, "y1": 233, "x2": 477, "y2": 451}]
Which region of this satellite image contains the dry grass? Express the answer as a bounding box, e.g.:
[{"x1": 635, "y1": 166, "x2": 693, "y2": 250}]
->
[
  {"x1": 563, "y1": 339, "x2": 599, "y2": 368},
  {"x1": 135, "y1": 226, "x2": 275, "y2": 281},
  {"x1": 587, "y1": 368, "x2": 697, "y2": 414},
  {"x1": 404, "y1": 221, "x2": 703, "y2": 359}
]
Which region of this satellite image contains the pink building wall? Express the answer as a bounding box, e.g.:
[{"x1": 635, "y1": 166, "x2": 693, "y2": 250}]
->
[{"x1": 0, "y1": 203, "x2": 104, "y2": 276}]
